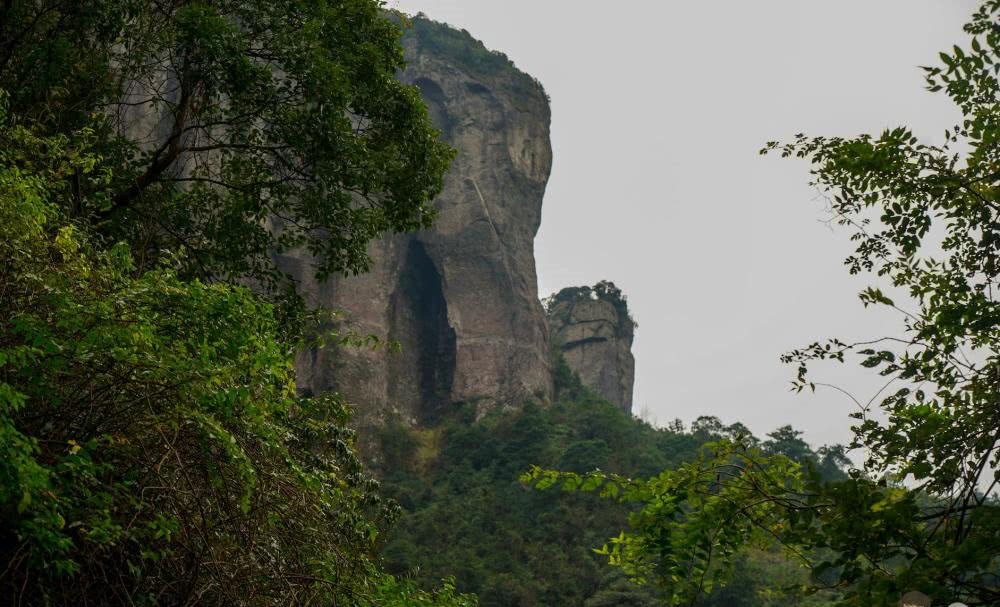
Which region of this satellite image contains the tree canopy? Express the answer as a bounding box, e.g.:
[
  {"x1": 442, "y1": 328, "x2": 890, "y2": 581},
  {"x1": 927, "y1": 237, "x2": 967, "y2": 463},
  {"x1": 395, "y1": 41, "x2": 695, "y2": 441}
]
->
[
  {"x1": 527, "y1": 2, "x2": 1000, "y2": 606},
  {"x1": 378, "y1": 355, "x2": 846, "y2": 607},
  {"x1": 0, "y1": 2, "x2": 466, "y2": 604},
  {"x1": 1, "y1": 0, "x2": 453, "y2": 288}
]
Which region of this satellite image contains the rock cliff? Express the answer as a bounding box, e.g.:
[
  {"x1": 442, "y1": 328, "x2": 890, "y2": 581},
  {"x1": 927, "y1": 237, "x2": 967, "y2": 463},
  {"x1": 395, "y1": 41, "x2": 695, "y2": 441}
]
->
[
  {"x1": 546, "y1": 282, "x2": 636, "y2": 413},
  {"x1": 277, "y1": 17, "x2": 553, "y2": 425}
]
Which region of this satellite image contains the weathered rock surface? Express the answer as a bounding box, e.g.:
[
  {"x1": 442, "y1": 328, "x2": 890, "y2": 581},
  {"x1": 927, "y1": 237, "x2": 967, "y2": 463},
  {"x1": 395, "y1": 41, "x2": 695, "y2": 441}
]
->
[
  {"x1": 547, "y1": 283, "x2": 636, "y2": 414},
  {"x1": 277, "y1": 17, "x2": 553, "y2": 425}
]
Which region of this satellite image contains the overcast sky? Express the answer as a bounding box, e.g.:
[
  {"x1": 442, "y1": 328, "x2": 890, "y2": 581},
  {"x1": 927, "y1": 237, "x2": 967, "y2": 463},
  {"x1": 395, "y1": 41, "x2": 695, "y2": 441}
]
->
[{"x1": 389, "y1": 0, "x2": 978, "y2": 448}]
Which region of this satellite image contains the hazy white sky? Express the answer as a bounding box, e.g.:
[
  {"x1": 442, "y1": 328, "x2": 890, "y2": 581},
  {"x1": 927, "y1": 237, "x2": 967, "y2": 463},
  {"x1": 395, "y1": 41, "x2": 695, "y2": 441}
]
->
[{"x1": 389, "y1": 0, "x2": 979, "y2": 447}]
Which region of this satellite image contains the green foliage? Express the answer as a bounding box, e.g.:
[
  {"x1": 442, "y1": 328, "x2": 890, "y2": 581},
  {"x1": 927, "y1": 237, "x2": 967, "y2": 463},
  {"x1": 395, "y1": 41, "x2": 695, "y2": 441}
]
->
[
  {"x1": 0, "y1": 109, "x2": 397, "y2": 603},
  {"x1": 405, "y1": 14, "x2": 547, "y2": 100},
  {"x1": 371, "y1": 576, "x2": 478, "y2": 607},
  {"x1": 545, "y1": 280, "x2": 637, "y2": 334},
  {"x1": 376, "y1": 396, "x2": 677, "y2": 607},
  {"x1": 377, "y1": 360, "x2": 845, "y2": 607},
  {"x1": 583, "y1": 571, "x2": 661, "y2": 607},
  {"x1": 527, "y1": 436, "x2": 991, "y2": 606},
  {"x1": 0, "y1": 1, "x2": 469, "y2": 604},
  {"x1": 762, "y1": 3, "x2": 1000, "y2": 511},
  {"x1": 0, "y1": 0, "x2": 454, "y2": 289},
  {"x1": 761, "y1": 2, "x2": 1000, "y2": 603},
  {"x1": 524, "y1": 440, "x2": 841, "y2": 606},
  {"x1": 0, "y1": 80, "x2": 469, "y2": 607},
  {"x1": 530, "y1": 3, "x2": 1000, "y2": 606},
  {"x1": 407, "y1": 14, "x2": 517, "y2": 77},
  {"x1": 697, "y1": 549, "x2": 839, "y2": 607}
]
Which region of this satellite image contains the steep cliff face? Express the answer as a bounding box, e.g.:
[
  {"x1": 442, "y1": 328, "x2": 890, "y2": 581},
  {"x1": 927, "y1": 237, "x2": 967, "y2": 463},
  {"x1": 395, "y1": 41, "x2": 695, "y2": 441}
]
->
[
  {"x1": 547, "y1": 283, "x2": 636, "y2": 414},
  {"x1": 278, "y1": 17, "x2": 553, "y2": 425}
]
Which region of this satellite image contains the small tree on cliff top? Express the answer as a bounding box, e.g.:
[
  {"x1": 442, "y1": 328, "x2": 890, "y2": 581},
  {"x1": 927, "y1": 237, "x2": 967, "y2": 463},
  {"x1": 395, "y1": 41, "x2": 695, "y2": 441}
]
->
[
  {"x1": 527, "y1": 2, "x2": 1000, "y2": 605},
  {"x1": 545, "y1": 281, "x2": 636, "y2": 332}
]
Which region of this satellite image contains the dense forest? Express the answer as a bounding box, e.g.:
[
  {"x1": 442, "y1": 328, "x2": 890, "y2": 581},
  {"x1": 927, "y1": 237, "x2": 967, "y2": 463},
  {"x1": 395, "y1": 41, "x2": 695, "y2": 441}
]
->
[
  {"x1": 1, "y1": 1, "x2": 999, "y2": 606},
  {"x1": 375, "y1": 355, "x2": 847, "y2": 607},
  {"x1": 0, "y1": 1, "x2": 463, "y2": 604}
]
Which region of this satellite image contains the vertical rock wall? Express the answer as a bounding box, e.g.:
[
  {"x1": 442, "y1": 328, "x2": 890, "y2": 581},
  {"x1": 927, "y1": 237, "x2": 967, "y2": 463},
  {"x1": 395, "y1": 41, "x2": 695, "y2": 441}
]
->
[
  {"x1": 279, "y1": 17, "x2": 553, "y2": 425},
  {"x1": 546, "y1": 284, "x2": 636, "y2": 414}
]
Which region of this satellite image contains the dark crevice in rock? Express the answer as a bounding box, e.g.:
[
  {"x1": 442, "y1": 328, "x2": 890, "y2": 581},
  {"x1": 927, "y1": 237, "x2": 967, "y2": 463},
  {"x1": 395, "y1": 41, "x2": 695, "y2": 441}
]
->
[
  {"x1": 413, "y1": 77, "x2": 451, "y2": 135},
  {"x1": 289, "y1": 18, "x2": 553, "y2": 424},
  {"x1": 465, "y1": 81, "x2": 491, "y2": 95},
  {"x1": 389, "y1": 238, "x2": 456, "y2": 423},
  {"x1": 559, "y1": 336, "x2": 610, "y2": 349}
]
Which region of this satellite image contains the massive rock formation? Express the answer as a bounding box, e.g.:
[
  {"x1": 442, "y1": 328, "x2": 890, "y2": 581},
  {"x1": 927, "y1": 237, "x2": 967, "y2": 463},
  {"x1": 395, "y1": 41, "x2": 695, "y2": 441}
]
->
[
  {"x1": 277, "y1": 17, "x2": 553, "y2": 425},
  {"x1": 116, "y1": 14, "x2": 638, "y2": 425},
  {"x1": 546, "y1": 283, "x2": 636, "y2": 414}
]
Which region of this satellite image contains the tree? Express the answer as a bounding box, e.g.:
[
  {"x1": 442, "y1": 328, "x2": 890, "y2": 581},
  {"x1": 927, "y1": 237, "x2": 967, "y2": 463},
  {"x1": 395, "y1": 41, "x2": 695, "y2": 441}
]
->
[
  {"x1": 762, "y1": 425, "x2": 812, "y2": 464},
  {"x1": 0, "y1": 1, "x2": 464, "y2": 603},
  {"x1": 0, "y1": 0, "x2": 453, "y2": 288},
  {"x1": 527, "y1": 2, "x2": 1000, "y2": 605},
  {"x1": 0, "y1": 90, "x2": 470, "y2": 606}
]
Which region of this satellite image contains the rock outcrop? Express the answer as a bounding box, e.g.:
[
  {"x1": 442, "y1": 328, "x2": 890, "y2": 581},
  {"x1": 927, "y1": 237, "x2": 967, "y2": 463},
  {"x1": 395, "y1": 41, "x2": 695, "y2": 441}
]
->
[
  {"x1": 546, "y1": 282, "x2": 636, "y2": 414},
  {"x1": 277, "y1": 17, "x2": 553, "y2": 425}
]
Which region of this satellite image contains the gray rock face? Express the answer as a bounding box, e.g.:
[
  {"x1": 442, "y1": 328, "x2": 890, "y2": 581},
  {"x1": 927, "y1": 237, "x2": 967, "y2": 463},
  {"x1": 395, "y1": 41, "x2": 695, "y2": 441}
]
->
[
  {"x1": 547, "y1": 284, "x2": 636, "y2": 414},
  {"x1": 278, "y1": 17, "x2": 553, "y2": 425}
]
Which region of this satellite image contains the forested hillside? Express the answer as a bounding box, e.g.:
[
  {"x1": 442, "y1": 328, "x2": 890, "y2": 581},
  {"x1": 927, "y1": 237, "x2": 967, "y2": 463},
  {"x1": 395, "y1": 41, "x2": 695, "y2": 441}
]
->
[{"x1": 374, "y1": 356, "x2": 846, "y2": 607}]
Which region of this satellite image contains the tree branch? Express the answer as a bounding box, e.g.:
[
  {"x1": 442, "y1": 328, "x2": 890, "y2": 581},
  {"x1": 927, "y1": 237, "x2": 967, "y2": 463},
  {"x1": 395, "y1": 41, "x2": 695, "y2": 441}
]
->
[{"x1": 104, "y1": 65, "x2": 196, "y2": 218}]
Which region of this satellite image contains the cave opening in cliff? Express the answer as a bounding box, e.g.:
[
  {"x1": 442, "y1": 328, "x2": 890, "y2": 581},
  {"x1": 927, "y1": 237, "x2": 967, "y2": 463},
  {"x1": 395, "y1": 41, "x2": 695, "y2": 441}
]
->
[
  {"x1": 389, "y1": 238, "x2": 457, "y2": 423},
  {"x1": 413, "y1": 77, "x2": 451, "y2": 136}
]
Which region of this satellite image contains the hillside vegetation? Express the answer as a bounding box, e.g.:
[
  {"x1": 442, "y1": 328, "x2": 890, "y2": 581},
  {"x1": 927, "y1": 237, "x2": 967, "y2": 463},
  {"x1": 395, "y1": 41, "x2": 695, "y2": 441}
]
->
[{"x1": 375, "y1": 356, "x2": 846, "y2": 607}]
